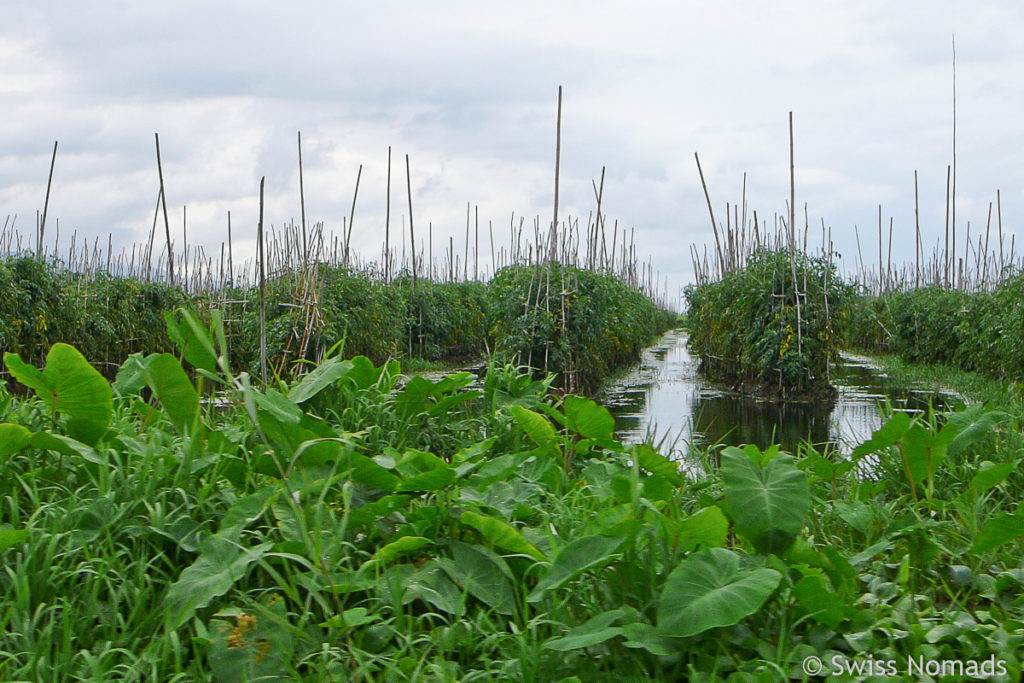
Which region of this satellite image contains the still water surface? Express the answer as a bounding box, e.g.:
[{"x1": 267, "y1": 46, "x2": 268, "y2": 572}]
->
[{"x1": 601, "y1": 329, "x2": 960, "y2": 455}]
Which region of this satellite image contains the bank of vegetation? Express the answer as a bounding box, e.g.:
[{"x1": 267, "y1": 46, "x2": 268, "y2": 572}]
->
[
  {"x1": 0, "y1": 255, "x2": 677, "y2": 395},
  {"x1": 685, "y1": 248, "x2": 850, "y2": 399},
  {"x1": 0, "y1": 314, "x2": 1020, "y2": 680}
]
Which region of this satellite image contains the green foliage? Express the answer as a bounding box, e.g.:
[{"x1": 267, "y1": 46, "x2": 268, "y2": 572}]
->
[
  {"x1": 686, "y1": 248, "x2": 851, "y2": 396},
  {"x1": 488, "y1": 263, "x2": 678, "y2": 393},
  {"x1": 0, "y1": 326, "x2": 1022, "y2": 679},
  {"x1": 844, "y1": 272, "x2": 1024, "y2": 381}
]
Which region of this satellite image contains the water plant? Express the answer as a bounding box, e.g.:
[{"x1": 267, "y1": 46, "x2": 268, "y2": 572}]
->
[{"x1": 0, "y1": 312, "x2": 1019, "y2": 680}]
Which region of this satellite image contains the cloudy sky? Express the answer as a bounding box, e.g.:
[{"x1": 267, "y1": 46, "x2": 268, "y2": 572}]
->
[{"x1": 2, "y1": 1, "x2": 1022, "y2": 305}]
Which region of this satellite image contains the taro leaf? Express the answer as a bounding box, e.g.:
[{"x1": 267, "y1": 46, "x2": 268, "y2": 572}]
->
[
  {"x1": 619, "y1": 622, "x2": 680, "y2": 656},
  {"x1": 0, "y1": 423, "x2": 32, "y2": 458},
  {"x1": 970, "y1": 461, "x2": 1016, "y2": 494},
  {"x1": 252, "y1": 389, "x2": 302, "y2": 425},
  {"x1": 396, "y1": 466, "x2": 456, "y2": 493},
  {"x1": 440, "y1": 541, "x2": 515, "y2": 615},
  {"x1": 165, "y1": 532, "x2": 274, "y2": 629},
  {"x1": 543, "y1": 608, "x2": 636, "y2": 651},
  {"x1": 208, "y1": 593, "x2": 292, "y2": 683},
  {"x1": 792, "y1": 573, "x2": 845, "y2": 629},
  {"x1": 946, "y1": 404, "x2": 1006, "y2": 457},
  {"x1": 528, "y1": 534, "x2": 627, "y2": 602},
  {"x1": 366, "y1": 536, "x2": 432, "y2": 567},
  {"x1": 287, "y1": 357, "x2": 354, "y2": 403},
  {"x1": 563, "y1": 395, "x2": 615, "y2": 440},
  {"x1": 676, "y1": 506, "x2": 729, "y2": 550},
  {"x1": 113, "y1": 352, "x2": 149, "y2": 396},
  {"x1": 631, "y1": 443, "x2": 683, "y2": 486},
  {"x1": 850, "y1": 411, "x2": 912, "y2": 460},
  {"x1": 971, "y1": 512, "x2": 1024, "y2": 554},
  {"x1": 403, "y1": 564, "x2": 465, "y2": 616},
  {"x1": 4, "y1": 344, "x2": 112, "y2": 441},
  {"x1": 721, "y1": 447, "x2": 809, "y2": 555},
  {"x1": 508, "y1": 405, "x2": 558, "y2": 449},
  {"x1": 395, "y1": 376, "x2": 433, "y2": 417},
  {"x1": 347, "y1": 494, "x2": 410, "y2": 527},
  {"x1": 0, "y1": 525, "x2": 29, "y2": 553},
  {"x1": 656, "y1": 548, "x2": 781, "y2": 638},
  {"x1": 900, "y1": 421, "x2": 957, "y2": 487},
  {"x1": 143, "y1": 353, "x2": 199, "y2": 433},
  {"x1": 834, "y1": 500, "x2": 874, "y2": 535},
  {"x1": 164, "y1": 310, "x2": 217, "y2": 373},
  {"x1": 347, "y1": 355, "x2": 380, "y2": 391},
  {"x1": 460, "y1": 510, "x2": 547, "y2": 561},
  {"x1": 219, "y1": 485, "x2": 282, "y2": 533}
]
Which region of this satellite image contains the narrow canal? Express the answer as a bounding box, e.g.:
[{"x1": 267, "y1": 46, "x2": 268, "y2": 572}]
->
[{"x1": 600, "y1": 329, "x2": 959, "y2": 456}]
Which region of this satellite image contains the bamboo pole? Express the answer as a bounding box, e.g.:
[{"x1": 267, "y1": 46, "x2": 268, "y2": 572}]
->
[{"x1": 155, "y1": 133, "x2": 174, "y2": 285}]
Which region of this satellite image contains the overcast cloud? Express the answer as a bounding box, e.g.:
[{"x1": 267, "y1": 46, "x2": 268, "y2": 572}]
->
[{"x1": 2, "y1": 1, "x2": 1022, "y2": 305}]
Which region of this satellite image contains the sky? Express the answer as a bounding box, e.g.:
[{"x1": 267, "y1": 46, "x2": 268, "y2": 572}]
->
[{"x1": 2, "y1": 1, "x2": 1022, "y2": 308}]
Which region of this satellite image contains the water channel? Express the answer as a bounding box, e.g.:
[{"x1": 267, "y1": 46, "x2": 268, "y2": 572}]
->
[{"x1": 600, "y1": 329, "x2": 961, "y2": 456}]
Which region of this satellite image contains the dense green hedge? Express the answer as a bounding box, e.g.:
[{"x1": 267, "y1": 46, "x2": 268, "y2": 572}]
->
[
  {"x1": 845, "y1": 273, "x2": 1024, "y2": 380},
  {"x1": 685, "y1": 248, "x2": 851, "y2": 398},
  {"x1": 488, "y1": 263, "x2": 679, "y2": 393},
  {"x1": 0, "y1": 256, "x2": 185, "y2": 372},
  {"x1": 0, "y1": 256, "x2": 675, "y2": 392}
]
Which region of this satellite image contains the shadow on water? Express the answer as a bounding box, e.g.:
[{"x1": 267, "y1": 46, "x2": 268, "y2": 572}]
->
[{"x1": 600, "y1": 329, "x2": 960, "y2": 457}]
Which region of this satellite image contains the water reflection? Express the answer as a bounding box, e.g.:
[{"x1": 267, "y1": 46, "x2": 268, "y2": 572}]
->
[{"x1": 601, "y1": 329, "x2": 959, "y2": 456}]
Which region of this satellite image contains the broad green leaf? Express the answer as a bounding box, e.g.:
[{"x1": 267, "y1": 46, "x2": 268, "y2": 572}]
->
[
  {"x1": 971, "y1": 512, "x2": 1024, "y2": 553},
  {"x1": 219, "y1": 486, "x2": 281, "y2": 533},
  {"x1": 252, "y1": 389, "x2": 302, "y2": 425},
  {"x1": 850, "y1": 411, "x2": 912, "y2": 459},
  {"x1": 969, "y1": 461, "x2": 1016, "y2": 494},
  {"x1": 144, "y1": 353, "x2": 199, "y2": 433},
  {"x1": 368, "y1": 536, "x2": 431, "y2": 566},
  {"x1": 793, "y1": 573, "x2": 845, "y2": 629},
  {"x1": 112, "y1": 352, "x2": 149, "y2": 396},
  {"x1": 165, "y1": 533, "x2": 273, "y2": 629},
  {"x1": 0, "y1": 526, "x2": 29, "y2": 553},
  {"x1": 564, "y1": 395, "x2": 614, "y2": 440},
  {"x1": 440, "y1": 542, "x2": 515, "y2": 615},
  {"x1": 721, "y1": 447, "x2": 809, "y2": 555},
  {"x1": 833, "y1": 500, "x2": 874, "y2": 535},
  {"x1": 396, "y1": 466, "x2": 456, "y2": 493},
  {"x1": 677, "y1": 506, "x2": 729, "y2": 550},
  {"x1": 348, "y1": 494, "x2": 410, "y2": 526},
  {"x1": 346, "y1": 355, "x2": 381, "y2": 390},
  {"x1": 619, "y1": 622, "x2": 680, "y2": 656},
  {"x1": 632, "y1": 443, "x2": 683, "y2": 485},
  {"x1": 287, "y1": 357, "x2": 354, "y2": 403},
  {"x1": 528, "y1": 534, "x2": 627, "y2": 602},
  {"x1": 900, "y1": 422, "x2": 956, "y2": 487},
  {"x1": 946, "y1": 405, "x2": 1006, "y2": 457},
  {"x1": 508, "y1": 405, "x2": 558, "y2": 447},
  {"x1": 3, "y1": 352, "x2": 47, "y2": 396},
  {"x1": 657, "y1": 548, "x2": 781, "y2": 638},
  {"x1": 460, "y1": 510, "x2": 547, "y2": 561},
  {"x1": 543, "y1": 608, "x2": 635, "y2": 651},
  {"x1": 5, "y1": 344, "x2": 112, "y2": 437},
  {"x1": 207, "y1": 593, "x2": 292, "y2": 683},
  {"x1": 0, "y1": 423, "x2": 33, "y2": 458},
  {"x1": 164, "y1": 310, "x2": 217, "y2": 373}
]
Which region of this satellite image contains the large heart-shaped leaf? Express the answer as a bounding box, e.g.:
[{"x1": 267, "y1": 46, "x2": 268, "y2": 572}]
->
[
  {"x1": 460, "y1": 510, "x2": 547, "y2": 561},
  {"x1": 4, "y1": 344, "x2": 112, "y2": 443},
  {"x1": 143, "y1": 353, "x2": 199, "y2": 433},
  {"x1": 564, "y1": 395, "x2": 615, "y2": 440},
  {"x1": 657, "y1": 548, "x2": 781, "y2": 638},
  {"x1": 722, "y1": 447, "x2": 809, "y2": 555},
  {"x1": 287, "y1": 357, "x2": 354, "y2": 403},
  {"x1": 528, "y1": 533, "x2": 627, "y2": 602},
  {"x1": 165, "y1": 532, "x2": 273, "y2": 629}
]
